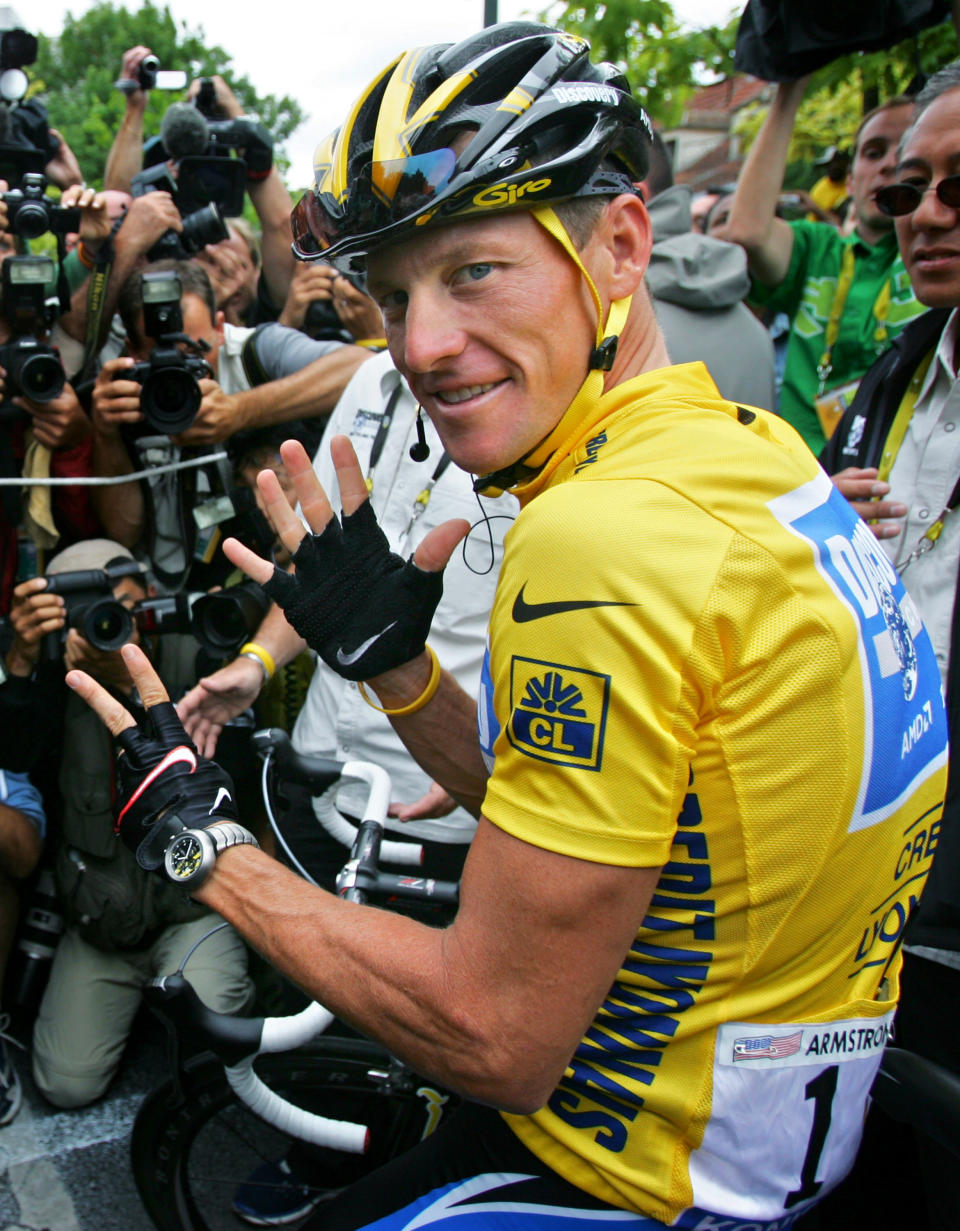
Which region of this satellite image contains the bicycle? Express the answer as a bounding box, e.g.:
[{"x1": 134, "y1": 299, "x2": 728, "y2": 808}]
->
[{"x1": 131, "y1": 729, "x2": 460, "y2": 1231}]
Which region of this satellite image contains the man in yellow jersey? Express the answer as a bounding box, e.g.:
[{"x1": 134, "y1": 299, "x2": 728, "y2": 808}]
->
[{"x1": 67, "y1": 23, "x2": 948, "y2": 1231}]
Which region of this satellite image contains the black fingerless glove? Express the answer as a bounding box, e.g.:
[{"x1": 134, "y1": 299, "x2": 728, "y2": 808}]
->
[
  {"x1": 115, "y1": 701, "x2": 239, "y2": 872},
  {"x1": 262, "y1": 500, "x2": 443, "y2": 681}
]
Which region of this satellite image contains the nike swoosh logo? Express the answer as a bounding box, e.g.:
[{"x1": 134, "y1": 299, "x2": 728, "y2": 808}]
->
[
  {"x1": 209, "y1": 786, "x2": 233, "y2": 815},
  {"x1": 512, "y1": 585, "x2": 634, "y2": 623},
  {"x1": 336, "y1": 622, "x2": 398, "y2": 666}
]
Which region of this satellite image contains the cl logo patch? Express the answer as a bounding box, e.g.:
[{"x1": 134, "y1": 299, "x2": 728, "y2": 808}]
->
[
  {"x1": 472, "y1": 178, "x2": 552, "y2": 208},
  {"x1": 507, "y1": 657, "x2": 610, "y2": 770}
]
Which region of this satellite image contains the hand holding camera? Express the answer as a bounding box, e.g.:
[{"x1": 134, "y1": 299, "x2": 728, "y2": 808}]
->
[{"x1": 6, "y1": 577, "x2": 65, "y2": 676}]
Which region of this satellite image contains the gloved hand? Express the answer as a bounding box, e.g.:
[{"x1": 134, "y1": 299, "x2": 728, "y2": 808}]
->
[
  {"x1": 262, "y1": 499, "x2": 443, "y2": 681},
  {"x1": 115, "y1": 700, "x2": 239, "y2": 871}
]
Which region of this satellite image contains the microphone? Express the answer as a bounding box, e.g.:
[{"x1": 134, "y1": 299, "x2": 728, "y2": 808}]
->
[
  {"x1": 160, "y1": 102, "x2": 210, "y2": 159},
  {"x1": 409, "y1": 407, "x2": 430, "y2": 462}
]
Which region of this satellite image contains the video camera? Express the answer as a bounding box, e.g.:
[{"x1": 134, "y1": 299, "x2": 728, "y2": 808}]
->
[
  {"x1": 0, "y1": 28, "x2": 60, "y2": 188},
  {"x1": 127, "y1": 269, "x2": 213, "y2": 436},
  {"x1": 114, "y1": 53, "x2": 187, "y2": 95},
  {"x1": 139, "y1": 97, "x2": 273, "y2": 221},
  {"x1": 0, "y1": 255, "x2": 65, "y2": 411},
  {"x1": 41, "y1": 559, "x2": 147, "y2": 660},
  {"x1": 2, "y1": 171, "x2": 80, "y2": 240}
]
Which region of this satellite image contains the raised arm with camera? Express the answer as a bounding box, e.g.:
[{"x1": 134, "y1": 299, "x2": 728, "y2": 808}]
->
[
  {"x1": 104, "y1": 46, "x2": 155, "y2": 194},
  {"x1": 185, "y1": 74, "x2": 296, "y2": 315}
]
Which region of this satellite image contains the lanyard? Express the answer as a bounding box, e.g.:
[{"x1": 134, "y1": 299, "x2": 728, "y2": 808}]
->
[
  {"x1": 400, "y1": 452, "x2": 451, "y2": 546},
  {"x1": 817, "y1": 245, "x2": 894, "y2": 395},
  {"x1": 875, "y1": 346, "x2": 960, "y2": 570},
  {"x1": 364, "y1": 384, "x2": 403, "y2": 495}
]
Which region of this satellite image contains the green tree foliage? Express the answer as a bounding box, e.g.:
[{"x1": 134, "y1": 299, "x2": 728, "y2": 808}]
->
[
  {"x1": 28, "y1": 1, "x2": 305, "y2": 187},
  {"x1": 539, "y1": 1, "x2": 740, "y2": 127}
]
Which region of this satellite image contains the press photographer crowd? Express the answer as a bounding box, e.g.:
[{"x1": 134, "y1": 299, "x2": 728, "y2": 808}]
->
[{"x1": 0, "y1": 1, "x2": 960, "y2": 1228}]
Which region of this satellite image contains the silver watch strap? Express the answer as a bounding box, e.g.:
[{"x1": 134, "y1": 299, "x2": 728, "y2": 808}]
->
[{"x1": 207, "y1": 821, "x2": 260, "y2": 855}]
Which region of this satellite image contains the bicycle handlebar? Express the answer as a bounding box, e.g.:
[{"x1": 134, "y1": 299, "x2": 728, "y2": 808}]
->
[
  {"x1": 255, "y1": 727, "x2": 426, "y2": 870},
  {"x1": 143, "y1": 746, "x2": 458, "y2": 1153}
]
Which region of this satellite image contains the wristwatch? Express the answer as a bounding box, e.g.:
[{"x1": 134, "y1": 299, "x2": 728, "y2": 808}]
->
[{"x1": 163, "y1": 821, "x2": 259, "y2": 889}]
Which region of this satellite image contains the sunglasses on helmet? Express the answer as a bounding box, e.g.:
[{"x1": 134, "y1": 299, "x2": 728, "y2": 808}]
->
[{"x1": 875, "y1": 175, "x2": 960, "y2": 217}]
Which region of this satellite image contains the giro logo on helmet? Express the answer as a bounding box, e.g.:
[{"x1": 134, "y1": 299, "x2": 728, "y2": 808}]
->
[{"x1": 472, "y1": 177, "x2": 552, "y2": 208}]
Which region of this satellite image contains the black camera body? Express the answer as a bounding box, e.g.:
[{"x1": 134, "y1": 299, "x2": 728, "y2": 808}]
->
[
  {"x1": 2, "y1": 172, "x2": 80, "y2": 240},
  {"x1": 128, "y1": 270, "x2": 213, "y2": 435},
  {"x1": 0, "y1": 255, "x2": 64, "y2": 409},
  {"x1": 42, "y1": 559, "x2": 147, "y2": 659}
]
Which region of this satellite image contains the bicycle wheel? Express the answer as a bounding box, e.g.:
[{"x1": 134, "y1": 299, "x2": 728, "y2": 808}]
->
[{"x1": 131, "y1": 1035, "x2": 457, "y2": 1231}]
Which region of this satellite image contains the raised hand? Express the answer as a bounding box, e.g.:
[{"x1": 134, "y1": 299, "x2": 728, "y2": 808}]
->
[{"x1": 223, "y1": 437, "x2": 469, "y2": 681}]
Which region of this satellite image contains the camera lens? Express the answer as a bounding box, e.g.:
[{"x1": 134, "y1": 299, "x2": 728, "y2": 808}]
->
[
  {"x1": 82, "y1": 597, "x2": 133, "y2": 651},
  {"x1": 19, "y1": 351, "x2": 65, "y2": 403},
  {"x1": 141, "y1": 365, "x2": 202, "y2": 435},
  {"x1": 192, "y1": 584, "x2": 271, "y2": 655},
  {"x1": 12, "y1": 200, "x2": 49, "y2": 240},
  {"x1": 179, "y1": 203, "x2": 228, "y2": 254}
]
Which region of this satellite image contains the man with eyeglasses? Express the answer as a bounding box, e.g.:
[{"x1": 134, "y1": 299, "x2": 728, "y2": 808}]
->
[
  {"x1": 822, "y1": 61, "x2": 960, "y2": 1230},
  {"x1": 723, "y1": 78, "x2": 926, "y2": 455}
]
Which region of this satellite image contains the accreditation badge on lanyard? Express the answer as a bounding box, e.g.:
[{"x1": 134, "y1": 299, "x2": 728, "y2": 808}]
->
[{"x1": 814, "y1": 246, "x2": 893, "y2": 441}]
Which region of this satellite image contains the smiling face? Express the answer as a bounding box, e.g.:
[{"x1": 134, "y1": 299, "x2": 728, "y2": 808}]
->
[
  {"x1": 848, "y1": 102, "x2": 914, "y2": 244},
  {"x1": 893, "y1": 87, "x2": 960, "y2": 309},
  {"x1": 366, "y1": 210, "x2": 599, "y2": 476}
]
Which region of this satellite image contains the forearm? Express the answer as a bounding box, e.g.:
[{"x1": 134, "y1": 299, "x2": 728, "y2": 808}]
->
[
  {"x1": 366, "y1": 655, "x2": 490, "y2": 817},
  {"x1": 249, "y1": 600, "x2": 308, "y2": 671},
  {"x1": 230, "y1": 348, "x2": 371, "y2": 429},
  {"x1": 198, "y1": 841, "x2": 559, "y2": 1111},
  {"x1": 724, "y1": 78, "x2": 807, "y2": 286},
  {"x1": 104, "y1": 106, "x2": 145, "y2": 192},
  {"x1": 250, "y1": 171, "x2": 297, "y2": 308},
  {"x1": 0, "y1": 803, "x2": 42, "y2": 878},
  {"x1": 90, "y1": 432, "x2": 144, "y2": 546}
]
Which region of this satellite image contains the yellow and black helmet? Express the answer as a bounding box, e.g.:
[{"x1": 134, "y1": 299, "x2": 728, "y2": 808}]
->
[{"x1": 291, "y1": 21, "x2": 653, "y2": 272}]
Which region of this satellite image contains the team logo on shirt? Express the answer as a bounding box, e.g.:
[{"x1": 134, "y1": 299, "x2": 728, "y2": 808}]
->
[{"x1": 507, "y1": 657, "x2": 610, "y2": 769}]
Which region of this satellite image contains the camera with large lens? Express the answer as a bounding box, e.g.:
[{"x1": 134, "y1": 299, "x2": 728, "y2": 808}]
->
[
  {"x1": 130, "y1": 164, "x2": 230, "y2": 260},
  {"x1": 1, "y1": 171, "x2": 80, "y2": 240},
  {"x1": 0, "y1": 255, "x2": 64, "y2": 410},
  {"x1": 127, "y1": 270, "x2": 213, "y2": 435},
  {"x1": 147, "y1": 200, "x2": 228, "y2": 261},
  {"x1": 41, "y1": 558, "x2": 147, "y2": 660},
  {"x1": 134, "y1": 579, "x2": 270, "y2": 658}
]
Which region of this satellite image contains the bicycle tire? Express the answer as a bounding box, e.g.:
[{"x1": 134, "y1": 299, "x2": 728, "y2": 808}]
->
[{"x1": 131, "y1": 1035, "x2": 457, "y2": 1231}]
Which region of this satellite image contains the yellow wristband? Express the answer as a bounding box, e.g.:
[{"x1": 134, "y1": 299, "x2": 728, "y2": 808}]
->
[
  {"x1": 239, "y1": 641, "x2": 275, "y2": 681},
  {"x1": 357, "y1": 645, "x2": 441, "y2": 717}
]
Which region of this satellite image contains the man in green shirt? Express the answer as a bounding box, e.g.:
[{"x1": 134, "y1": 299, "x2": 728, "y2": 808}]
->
[{"x1": 723, "y1": 79, "x2": 925, "y2": 454}]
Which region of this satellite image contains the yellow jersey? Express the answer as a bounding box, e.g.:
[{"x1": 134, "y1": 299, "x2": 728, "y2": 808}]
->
[{"x1": 476, "y1": 364, "x2": 948, "y2": 1227}]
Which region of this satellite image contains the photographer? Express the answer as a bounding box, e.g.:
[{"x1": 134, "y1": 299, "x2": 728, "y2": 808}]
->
[
  {"x1": 0, "y1": 537, "x2": 251, "y2": 1109},
  {"x1": 721, "y1": 78, "x2": 926, "y2": 453},
  {"x1": 89, "y1": 259, "x2": 367, "y2": 568},
  {"x1": 279, "y1": 259, "x2": 385, "y2": 345}
]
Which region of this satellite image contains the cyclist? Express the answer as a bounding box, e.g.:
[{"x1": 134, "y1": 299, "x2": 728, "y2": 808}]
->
[{"x1": 69, "y1": 22, "x2": 949, "y2": 1231}]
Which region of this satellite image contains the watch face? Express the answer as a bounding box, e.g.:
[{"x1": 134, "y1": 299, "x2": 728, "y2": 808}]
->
[{"x1": 166, "y1": 833, "x2": 206, "y2": 881}]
